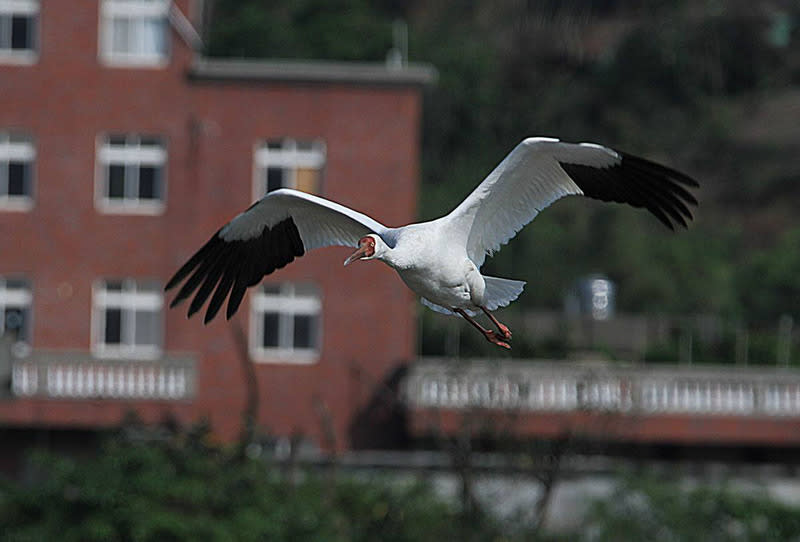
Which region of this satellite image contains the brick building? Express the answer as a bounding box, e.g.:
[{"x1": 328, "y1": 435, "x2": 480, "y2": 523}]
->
[{"x1": 0, "y1": 0, "x2": 434, "y2": 451}]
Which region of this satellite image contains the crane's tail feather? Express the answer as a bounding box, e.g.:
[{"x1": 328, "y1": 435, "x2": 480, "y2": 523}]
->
[{"x1": 483, "y1": 276, "x2": 526, "y2": 311}]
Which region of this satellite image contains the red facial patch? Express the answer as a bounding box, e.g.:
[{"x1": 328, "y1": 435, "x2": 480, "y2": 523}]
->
[{"x1": 359, "y1": 236, "x2": 376, "y2": 257}]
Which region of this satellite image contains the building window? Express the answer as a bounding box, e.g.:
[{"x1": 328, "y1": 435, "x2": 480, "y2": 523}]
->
[
  {"x1": 0, "y1": 0, "x2": 38, "y2": 64},
  {"x1": 99, "y1": 0, "x2": 169, "y2": 67},
  {"x1": 92, "y1": 279, "x2": 162, "y2": 359},
  {"x1": 0, "y1": 131, "x2": 34, "y2": 211},
  {"x1": 250, "y1": 283, "x2": 321, "y2": 363},
  {"x1": 253, "y1": 139, "x2": 325, "y2": 199},
  {"x1": 0, "y1": 277, "x2": 31, "y2": 351},
  {"x1": 96, "y1": 134, "x2": 166, "y2": 213}
]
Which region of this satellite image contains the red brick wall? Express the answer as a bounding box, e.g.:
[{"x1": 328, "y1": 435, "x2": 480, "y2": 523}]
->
[{"x1": 0, "y1": 0, "x2": 421, "y2": 448}]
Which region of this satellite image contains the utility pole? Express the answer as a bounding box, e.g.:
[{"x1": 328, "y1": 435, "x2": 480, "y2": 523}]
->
[
  {"x1": 0, "y1": 328, "x2": 17, "y2": 399},
  {"x1": 777, "y1": 314, "x2": 793, "y2": 367}
]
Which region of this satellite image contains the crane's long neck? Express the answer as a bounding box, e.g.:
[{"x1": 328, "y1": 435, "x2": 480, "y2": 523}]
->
[
  {"x1": 372, "y1": 235, "x2": 401, "y2": 268},
  {"x1": 376, "y1": 244, "x2": 403, "y2": 270}
]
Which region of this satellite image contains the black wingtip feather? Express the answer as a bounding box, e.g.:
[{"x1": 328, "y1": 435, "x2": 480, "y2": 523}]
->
[
  {"x1": 204, "y1": 262, "x2": 240, "y2": 324},
  {"x1": 166, "y1": 217, "x2": 306, "y2": 324},
  {"x1": 559, "y1": 150, "x2": 699, "y2": 230},
  {"x1": 187, "y1": 246, "x2": 230, "y2": 319},
  {"x1": 170, "y1": 250, "x2": 218, "y2": 308},
  {"x1": 621, "y1": 152, "x2": 700, "y2": 188},
  {"x1": 164, "y1": 231, "x2": 222, "y2": 292}
]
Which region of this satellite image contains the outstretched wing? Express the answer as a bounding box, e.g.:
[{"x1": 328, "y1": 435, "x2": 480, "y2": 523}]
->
[
  {"x1": 165, "y1": 188, "x2": 389, "y2": 323},
  {"x1": 447, "y1": 137, "x2": 699, "y2": 267}
]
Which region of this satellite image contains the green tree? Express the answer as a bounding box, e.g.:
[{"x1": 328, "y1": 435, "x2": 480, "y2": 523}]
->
[
  {"x1": 206, "y1": 0, "x2": 395, "y2": 61},
  {"x1": 0, "y1": 430, "x2": 458, "y2": 541}
]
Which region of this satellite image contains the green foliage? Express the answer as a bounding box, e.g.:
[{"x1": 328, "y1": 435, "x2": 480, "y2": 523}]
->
[
  {"x1": 0, "y1": 430, "x2": 468, "y2": 542},
  {"x1": 206, "y1": 0, "x2": 394, "y2": 61},
  {"x1": 7, "y1": 431, "x2": 800, "y2": 540},
  {"x1": 580, "y1": 474, "x2": 800, "y2": 541},
  {"x1": 736, "y1": 228, "x2": 800, "y2": 323}
]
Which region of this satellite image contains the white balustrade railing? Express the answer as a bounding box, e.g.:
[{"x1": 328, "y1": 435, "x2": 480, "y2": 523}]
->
[
  {"x1": 405, "y1": 359, "x2": 800, "y2": 418},
  {"x1": 11, "y1": 351, "x2": 195, "y2": 400}
]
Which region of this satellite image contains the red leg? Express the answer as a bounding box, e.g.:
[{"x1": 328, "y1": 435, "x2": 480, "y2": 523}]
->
[
  {"x1": 454, "y1": 308, "x2": 511, "y2": 349},
  {"x1": 481, "y1": 307, "x2": 512, "y2": 340}
]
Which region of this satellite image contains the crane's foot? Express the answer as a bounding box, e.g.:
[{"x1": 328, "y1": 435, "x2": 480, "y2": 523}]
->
[
  {"x1": 484, "y1": 330, "x2": 511, "y2": 349},
  {"x1": 481, "y1": 306, "x2": 512, "y2": 340},
  {"x1": 455, "y1": 307, "x2": 512, "y2": 349},
  {"x1": 496, "y1": 322, "x2": 512, "y2": 340}
]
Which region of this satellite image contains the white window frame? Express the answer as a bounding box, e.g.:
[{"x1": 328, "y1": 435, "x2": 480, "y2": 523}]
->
[
  {"x1": 0, "y1": 131, "x2": 35, "y2": 211},
  {"x1": 0, "y1": 0, "x2": 39, "y2": 65},
  {"x1": 95, "y1": 134, "x2": 167, "y2": 214},
  {"x1": 0, "y1": 276, "x2": 32, "y2": 354},
  {"x1": 91, "y1": 279, "x2": 163, "y2": 360},
  {"x1": 250, "y1": 283, "x2": 322, "y2": 364},
  {"x1": 98, "y1": 0, "x2": 169, "y2": 68},
  {"x1": 253, "y1": 139, "x2": 326, "y2": 201}
]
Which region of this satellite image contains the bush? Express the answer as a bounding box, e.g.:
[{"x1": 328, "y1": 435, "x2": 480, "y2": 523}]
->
[{"x1": 0, "y1": 428, "x2": 466, "y2": 542}]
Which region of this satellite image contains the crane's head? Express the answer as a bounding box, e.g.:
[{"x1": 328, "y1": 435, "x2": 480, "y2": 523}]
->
[{"x1": 343, "y1": 234, "x2": 385, "y2": 266}]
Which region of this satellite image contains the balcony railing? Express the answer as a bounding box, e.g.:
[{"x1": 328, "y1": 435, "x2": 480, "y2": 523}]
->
[
  {"x1": 11, "y1": 350, "x2": 196, "y2": 400},
  {"x1": 404, "y1": 359, "x2": 800, "y2": 418}
]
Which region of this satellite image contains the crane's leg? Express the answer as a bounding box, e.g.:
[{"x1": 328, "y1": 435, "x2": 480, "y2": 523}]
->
[
  {"x1": 481, "y1": 307, "x2": 512, "y2": 340},
  {"x1": 454, "y1": 308, "x2": 511, "y2": 349}
]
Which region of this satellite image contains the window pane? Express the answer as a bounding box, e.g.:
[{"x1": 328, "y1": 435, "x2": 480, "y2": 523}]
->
[
  {"x1": 104, "y1": 280, "x2": 123, "y2": 292},
  {"x1": 108, "y1": 134, "x2": 127, "y2": 146},
  {"x1": 124, "y1": 164, "x2": 138, "y2": 198},
  {"x1": 0, "y1": 16, "x2": 7, "y2": 49},
  {"x1": 295, "y1": 167, "x2": 318, "y2": 193},
  {"x1": 104, "y1": 308, "x2": 122, "y2": 345},
  {"x1": 293, "y1": 283, "x2": 318, "y2": 297},
  {"x1": 262, "y1": 313, "x2": 279, "y2": 348},
  {"x1": 138, "y1": 165, "x2": 158, "y2": 199},
  {"x1": 8, "y1": 133, "x2": 29, "y2": 145},
  {"x1": 261, "y1": 284, "x2": 281, "y2": 295},
  {"x1": 136, "y1": 281, "x2": 160, "y2": 294},
  {"x1": 139, "y1": 135, "x2": 161, "y2": 147},
  {"x1": 11, "y1": 16, "x2": 31, "y2": 50},
  {"x1": 142, "y1": 17, "x2": 165, "y2": 55},
  {"x1": 112, "y1": 17, "x2": 130, "y2": 54},
  {"x1": 7, "y1": 162, "x2": 28, "y2": 196},
  {"x1": 4, "y1": 307, "x2": 27, "y2": 341},
  {"x1": 108, "y1": 164, "x2": 125, "y2": 198},
  {"x1": 295, "y1": 141, "x2": 315, "y2": 152},
  {"x1": 293, "y1": 315, "x2": 315, "y2": 349},
  {"x1": 5, "y1": 278, "x2": 29, "y2": 291},
  {"x1": 134, "y1": 309, "x2": 158, "y2": 347},
  {"x1": 266, "y1": 167, "x2": 284, "y2": 192}
]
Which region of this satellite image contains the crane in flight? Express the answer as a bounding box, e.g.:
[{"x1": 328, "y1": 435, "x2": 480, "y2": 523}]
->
[{"x1": 165, "y1": 137, "x2": 699, "y2": 349}]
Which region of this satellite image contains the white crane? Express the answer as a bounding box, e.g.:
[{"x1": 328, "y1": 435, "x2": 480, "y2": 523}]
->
[{"x1": 165, "y1": 137, "x2": 698, "y2": 349}]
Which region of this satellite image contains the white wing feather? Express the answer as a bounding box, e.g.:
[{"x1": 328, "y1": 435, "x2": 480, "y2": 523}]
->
[
  {"x1": 446, "y1": 137, "x2": 621, "y2": 267},
  {"x1": 220, "y1": 188, "x2": 390, "y2": 250},
  {"x1": 165, "y1": 188, "x2": 392, "y2": 323}
]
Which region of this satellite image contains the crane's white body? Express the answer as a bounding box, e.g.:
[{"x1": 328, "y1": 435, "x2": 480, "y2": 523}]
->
[
  {"x1": 382, "y1": 219, "x2": 489, "y2": 313},
  {"x1": 167, "y1": 137, "x2": 698, "y2": 335},
  {"x1": 360, "y1": 218, "x2": 524, "y2": 316}
]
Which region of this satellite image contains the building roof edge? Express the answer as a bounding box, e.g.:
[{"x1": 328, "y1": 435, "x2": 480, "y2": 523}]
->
[{"x1": 189, "y1": 57, "x2": 438, "y2": 87}]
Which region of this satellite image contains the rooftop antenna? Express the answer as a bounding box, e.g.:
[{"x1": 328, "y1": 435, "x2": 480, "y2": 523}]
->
[{"x1": 386, "y1": 19, "x2": 408, "y2": 69}]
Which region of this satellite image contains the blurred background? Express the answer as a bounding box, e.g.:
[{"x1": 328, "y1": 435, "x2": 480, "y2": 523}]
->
[{"x1": 1, "y1": 0, "x2": 800, "y2": 539}]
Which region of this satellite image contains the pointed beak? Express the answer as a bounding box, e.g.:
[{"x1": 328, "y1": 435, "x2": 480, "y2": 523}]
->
[{"x1": 343, "y1": 244, "x2": 370, "y2": 266}]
